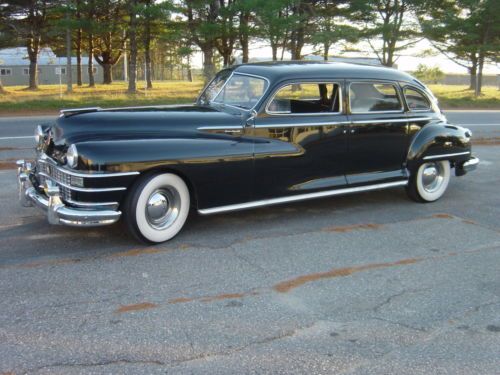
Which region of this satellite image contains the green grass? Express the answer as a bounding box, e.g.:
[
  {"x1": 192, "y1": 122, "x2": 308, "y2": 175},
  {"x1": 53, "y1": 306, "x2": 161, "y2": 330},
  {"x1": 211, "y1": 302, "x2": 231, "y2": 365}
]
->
[
  {"x1": 0, "y1": 81, "x2": 204, "y2": 115},
  {"x1": 0, "y1": 81, "x2": 498, "y2": 115},
  {"x1": 428, "y1": 84, "x2": 500, "y2": 109}
]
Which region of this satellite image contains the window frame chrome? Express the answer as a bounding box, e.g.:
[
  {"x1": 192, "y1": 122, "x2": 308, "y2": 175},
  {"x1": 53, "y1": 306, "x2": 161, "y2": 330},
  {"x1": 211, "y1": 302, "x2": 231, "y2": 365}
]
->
[
  {"x1": 348, "y1": 80, "x2": 405, "y2": 115},
  {"x1": 402, "y1": 85, "x2": 433, "y2": 113},
  {"x1": 264, "y1": 80, "x2": 344, "y2": 117}
]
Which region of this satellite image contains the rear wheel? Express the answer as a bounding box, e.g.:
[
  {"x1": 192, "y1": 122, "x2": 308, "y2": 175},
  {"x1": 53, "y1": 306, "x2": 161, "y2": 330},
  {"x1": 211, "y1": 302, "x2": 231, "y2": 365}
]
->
[
  {"x1": 124, "y1": 173, "x2": 190, "y2": 243},
  {"x1": 406, "y1": 160, "x2": 451, "y2": 203}
]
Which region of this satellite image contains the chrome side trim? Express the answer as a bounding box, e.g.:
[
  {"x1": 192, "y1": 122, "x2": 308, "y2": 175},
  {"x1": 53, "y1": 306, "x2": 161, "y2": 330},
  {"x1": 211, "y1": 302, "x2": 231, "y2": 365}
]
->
[
  {"x1": 423, "y1": 151, "x2": 471, "y2": 160},
  {"x1": 38, "y1": 157, "x2": 140, "y2": 178},
  {"x1": 198, "y1": 125, "x2": 244, "y2": 131},
  {"x1": 198, "y1": 180, "x2": 408, "y2": 215},
  {"x1": 406, "y1": 117, "x2": 433, "y2": 122},
  {"x1": 39, "y1": 172, "x2": 127, "y2": 192},
  {"x1": 352, "y1": 117, "x2": 431, "y2": 125},
  {"x1": 255, "y1": 121, "x2": 350, "y2": 129}
]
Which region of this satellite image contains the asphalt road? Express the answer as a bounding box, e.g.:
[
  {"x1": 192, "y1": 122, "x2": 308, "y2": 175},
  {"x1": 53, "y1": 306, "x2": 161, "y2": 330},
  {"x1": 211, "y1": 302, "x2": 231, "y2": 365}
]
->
[{"x1": 0, "y1": 111, "x2": 499, "y2": 374}]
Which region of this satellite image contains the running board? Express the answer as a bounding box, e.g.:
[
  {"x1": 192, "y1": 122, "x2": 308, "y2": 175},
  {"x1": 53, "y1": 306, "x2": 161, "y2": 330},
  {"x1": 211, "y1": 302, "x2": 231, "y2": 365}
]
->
[{"x1": 198, "y1": 180, "x2": 408, "y2": 215}]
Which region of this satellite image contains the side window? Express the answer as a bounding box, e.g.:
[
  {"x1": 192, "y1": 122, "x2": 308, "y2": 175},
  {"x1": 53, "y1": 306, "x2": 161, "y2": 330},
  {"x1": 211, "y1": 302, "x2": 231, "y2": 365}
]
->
[
  {"x1": 267, "y1": 82, "x2": 341, "y2": 114},
  {"x1": 349, "y1": 82, "x2": 402, "y2": 113},
  {"x1": 404, "y1": 87, "x2": 431, "y2": 111}
]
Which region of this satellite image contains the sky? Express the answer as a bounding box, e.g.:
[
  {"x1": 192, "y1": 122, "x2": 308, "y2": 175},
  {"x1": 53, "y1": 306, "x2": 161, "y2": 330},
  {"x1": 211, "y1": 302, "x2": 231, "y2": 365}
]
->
[{"x1": 192, "y1": 39, "x2": 499, "y2": 75}]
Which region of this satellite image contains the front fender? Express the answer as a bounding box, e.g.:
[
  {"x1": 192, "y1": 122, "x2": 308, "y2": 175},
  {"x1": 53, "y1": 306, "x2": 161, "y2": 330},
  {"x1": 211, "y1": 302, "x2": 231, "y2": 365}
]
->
[
  {"x1": 406, "y1": 122, "x2": 472, "y2": 171},
  {"x1": 75, "y1": 136, "x2": 255, "y2": 209}
]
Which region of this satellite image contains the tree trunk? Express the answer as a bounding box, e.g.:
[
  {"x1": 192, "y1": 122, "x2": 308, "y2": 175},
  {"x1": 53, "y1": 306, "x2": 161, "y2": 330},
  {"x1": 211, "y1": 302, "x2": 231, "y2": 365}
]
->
[
  {"x1": 271, "y1": 41, "x2": 278, "y2": 61},
  {"x1": 28, "y1": 61, "x2": 38, "y2": 90},
  {"x1": 27, "y1": 38, "x2": 40, "y2": 90},
  {"x1": 66, "y1": 14, "x2": 73, "y2": 93},
  {"x1": 239, "y1": 11, "x2": 250, "y2": 63},
  {"x1": 475, "y1": 53, "x2": 484, "y2": 97},
  {"x1": 88, "y1": 35, "x2": 95, "y2": 87},
  {"x1": 128, "y1": 1, "x2": 137, "y2": 94},
  {"x1": 144, "y1": 41, "x2": 152, "y2": 89},
  {"x1": 202, "y1": 48, "x2": 216, "y2": 83},
  {"x1": 76, "y1": 29, "x2": 83, "y2": 86},
  {"x1": 144, "y1": 5, "x2": 153, "y2": 89},
  {"x1": 186, "y1": 55, "x2": 193, "y2": 82},
  {"x1": 323, "y1": 43, "x2": 329, "y2": 61},
  {"x1": 102, "y1": 64, "x2": 112, "y2": 84},
  {"x1": 0, "y1": 79, "x2": 5, "y2": 94}
]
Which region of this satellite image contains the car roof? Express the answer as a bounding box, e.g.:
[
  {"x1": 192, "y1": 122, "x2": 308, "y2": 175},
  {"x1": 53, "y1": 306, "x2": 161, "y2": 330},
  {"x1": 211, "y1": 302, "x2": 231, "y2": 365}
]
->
[{"x1": 231, "y1": 61, "x2": 418, "y2": 85}]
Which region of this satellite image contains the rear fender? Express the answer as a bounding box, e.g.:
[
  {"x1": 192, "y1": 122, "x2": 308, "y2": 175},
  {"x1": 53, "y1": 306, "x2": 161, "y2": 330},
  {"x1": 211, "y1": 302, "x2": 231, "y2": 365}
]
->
[{"x1": 406, "y1": 122, "x2": 472, "y2": 171}]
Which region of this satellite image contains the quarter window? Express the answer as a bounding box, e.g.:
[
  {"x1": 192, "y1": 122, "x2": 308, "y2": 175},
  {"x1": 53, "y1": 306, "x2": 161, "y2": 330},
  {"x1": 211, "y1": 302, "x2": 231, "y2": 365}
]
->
[
  {"x1": 404, "y1": 87, "x2": 431, "y2": 111},
  {"x1": 267, "y1": 83, "x2": 341, "y2": 114},
  {"x1": 349, "y1": 82, "x2": 402, "y2": 113}
]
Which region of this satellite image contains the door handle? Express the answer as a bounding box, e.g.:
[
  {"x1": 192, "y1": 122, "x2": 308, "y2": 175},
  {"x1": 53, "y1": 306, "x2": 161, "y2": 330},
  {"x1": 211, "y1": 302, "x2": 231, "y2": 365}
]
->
[{"x1": 224, "y1": 129, "x2": 242, "y2": 134}]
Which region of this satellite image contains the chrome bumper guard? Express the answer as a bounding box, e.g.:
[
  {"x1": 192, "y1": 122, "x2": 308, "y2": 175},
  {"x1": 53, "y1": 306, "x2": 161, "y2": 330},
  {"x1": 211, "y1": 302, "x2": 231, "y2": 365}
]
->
[
  {"x1": 17, "y1": 160, "x2": 121, "y2": 227},
  {"x1": 456, "y1": 156, "x2": 479, "y2": 176}
]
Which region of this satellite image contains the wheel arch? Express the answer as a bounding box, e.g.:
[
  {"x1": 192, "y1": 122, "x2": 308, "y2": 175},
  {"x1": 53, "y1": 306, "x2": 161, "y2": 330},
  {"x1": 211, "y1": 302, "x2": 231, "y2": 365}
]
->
[{"x1": 125, "y1": 166, "x2": 199, "y2": 210}]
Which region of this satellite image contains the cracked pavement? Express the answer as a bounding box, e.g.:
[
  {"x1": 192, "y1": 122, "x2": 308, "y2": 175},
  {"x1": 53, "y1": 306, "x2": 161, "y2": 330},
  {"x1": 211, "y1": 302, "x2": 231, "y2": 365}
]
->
[{"x1": 1, "y1": 117, "x2": 500, "y2": 374}]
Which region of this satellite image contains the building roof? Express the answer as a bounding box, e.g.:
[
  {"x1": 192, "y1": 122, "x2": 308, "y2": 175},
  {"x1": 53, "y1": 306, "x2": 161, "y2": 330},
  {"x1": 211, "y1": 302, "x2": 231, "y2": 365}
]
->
[
  {"x1": 0, "y1": 47, "x2": 98, "y2": 66},
  {"x1": 231, "y1": 61, "x2": 416, "y2": 85}
]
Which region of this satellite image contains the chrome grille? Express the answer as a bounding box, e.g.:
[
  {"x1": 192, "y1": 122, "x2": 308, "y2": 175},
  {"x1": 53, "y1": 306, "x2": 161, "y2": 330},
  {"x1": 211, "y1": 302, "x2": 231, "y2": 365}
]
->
[{"x1": 36, "y1": 160, "x2": 74, "y2": 202}]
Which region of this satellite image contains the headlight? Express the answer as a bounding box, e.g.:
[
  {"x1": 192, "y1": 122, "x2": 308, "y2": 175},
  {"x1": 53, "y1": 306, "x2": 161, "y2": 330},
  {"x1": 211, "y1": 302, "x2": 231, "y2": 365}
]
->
[
  {"x1": 66, "y1": 144, "x2": 79, "y2": 168},
  {"x1": 34, "y1": 125, "x2": 45, "y2": 144}
]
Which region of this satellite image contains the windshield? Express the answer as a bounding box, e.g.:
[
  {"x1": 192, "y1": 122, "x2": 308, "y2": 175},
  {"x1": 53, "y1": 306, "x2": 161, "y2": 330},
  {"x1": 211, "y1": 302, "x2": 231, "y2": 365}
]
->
[
  {"x1": 198, "y1": 69, "x2": 232, "y2": 105},
  {"x1": 199, "y1": 72, "x2": 268, "y2": 110}
]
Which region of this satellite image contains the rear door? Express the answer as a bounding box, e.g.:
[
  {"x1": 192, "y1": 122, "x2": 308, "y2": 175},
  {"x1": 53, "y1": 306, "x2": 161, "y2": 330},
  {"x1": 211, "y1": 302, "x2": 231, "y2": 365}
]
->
[{"x1": 346, "y1": 80, "x2": 409, "y2": 185}]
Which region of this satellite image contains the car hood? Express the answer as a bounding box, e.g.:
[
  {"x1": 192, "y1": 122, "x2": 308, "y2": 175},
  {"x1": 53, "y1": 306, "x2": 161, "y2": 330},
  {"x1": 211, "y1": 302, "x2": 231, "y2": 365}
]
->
[{"x1": 50, "y1": 105, "x2": 244, "y2": 146}]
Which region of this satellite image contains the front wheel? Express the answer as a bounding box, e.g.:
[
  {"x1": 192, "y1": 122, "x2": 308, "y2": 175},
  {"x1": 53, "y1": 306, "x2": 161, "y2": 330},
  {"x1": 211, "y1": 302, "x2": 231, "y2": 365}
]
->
[
  {"x1": 406, "y1": 160, "x2": 451, "y2": 203},
  {"x1": 124, "y1": 173, "x2": 190, "y2": 243}
]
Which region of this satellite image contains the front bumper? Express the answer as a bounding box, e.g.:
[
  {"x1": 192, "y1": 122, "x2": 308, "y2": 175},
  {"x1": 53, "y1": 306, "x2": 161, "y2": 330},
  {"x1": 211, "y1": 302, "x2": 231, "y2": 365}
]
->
[{"x1": 17, "y1": 160, "x2": 121, "y2": 227}]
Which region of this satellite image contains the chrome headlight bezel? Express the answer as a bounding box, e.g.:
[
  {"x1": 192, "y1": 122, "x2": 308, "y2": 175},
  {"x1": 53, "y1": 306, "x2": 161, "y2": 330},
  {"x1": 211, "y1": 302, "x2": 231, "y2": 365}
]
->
[{"x1": 66, "y1": 144, "x2": 79, "y2": 168}]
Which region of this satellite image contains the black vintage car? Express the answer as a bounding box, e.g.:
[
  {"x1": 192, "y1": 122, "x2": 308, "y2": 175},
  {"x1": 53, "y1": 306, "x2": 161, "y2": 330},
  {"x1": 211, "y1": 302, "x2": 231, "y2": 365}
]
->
[{"x1": 17, "y1": 61, "x2": 478, "y2": 243}]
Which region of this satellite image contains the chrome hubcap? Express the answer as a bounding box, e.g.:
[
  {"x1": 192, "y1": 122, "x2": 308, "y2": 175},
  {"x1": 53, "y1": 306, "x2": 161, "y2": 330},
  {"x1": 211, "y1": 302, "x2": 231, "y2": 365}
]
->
[
  {"x1": 422, "y1": 162, "x2": 444, "y2": 193},
  {"x1": 145, "y1": 188, "x2": 181, "y2": 230}
]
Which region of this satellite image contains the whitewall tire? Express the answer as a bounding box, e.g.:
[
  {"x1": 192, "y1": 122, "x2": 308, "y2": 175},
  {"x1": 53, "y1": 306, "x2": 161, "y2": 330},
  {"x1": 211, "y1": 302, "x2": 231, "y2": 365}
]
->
[
  {"x1": 406, "y1": 160, "x2": 451, "y2": 203},
  {"x1": 124, "y1": 173, "x2": 190, "y2": 243}
]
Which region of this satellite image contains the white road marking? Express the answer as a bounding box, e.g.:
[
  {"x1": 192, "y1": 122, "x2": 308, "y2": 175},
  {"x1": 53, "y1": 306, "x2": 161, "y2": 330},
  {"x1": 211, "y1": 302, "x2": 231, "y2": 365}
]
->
[{"x1": 455, "y1": 124, "x2": 500, "y2": 126}]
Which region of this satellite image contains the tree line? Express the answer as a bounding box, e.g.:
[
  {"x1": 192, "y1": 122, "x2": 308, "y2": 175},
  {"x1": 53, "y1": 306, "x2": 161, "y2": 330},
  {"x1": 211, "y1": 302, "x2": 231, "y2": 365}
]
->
[{"x1": 0, "y1": 0, "x2": 498, "y2": 95}]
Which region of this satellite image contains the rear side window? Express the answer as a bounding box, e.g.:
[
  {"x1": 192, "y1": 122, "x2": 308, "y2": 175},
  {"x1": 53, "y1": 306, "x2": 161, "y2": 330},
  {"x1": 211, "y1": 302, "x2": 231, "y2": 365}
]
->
[
  {"x1": 404, "y1": 87, "x2": 431, "y2": 111},
  {"x1": 349, "y1": 82, "x2": 402, "y2": 113},
  {"x1": 267, "y1": 82, "x2": 341, "y2": 114}
]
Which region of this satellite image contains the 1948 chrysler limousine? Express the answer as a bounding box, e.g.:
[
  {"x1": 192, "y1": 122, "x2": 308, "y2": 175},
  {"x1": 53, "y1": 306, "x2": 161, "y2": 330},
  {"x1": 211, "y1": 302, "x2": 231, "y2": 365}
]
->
[{"x1": 17, "y1": 61, "x2": 479, "y2": 243}]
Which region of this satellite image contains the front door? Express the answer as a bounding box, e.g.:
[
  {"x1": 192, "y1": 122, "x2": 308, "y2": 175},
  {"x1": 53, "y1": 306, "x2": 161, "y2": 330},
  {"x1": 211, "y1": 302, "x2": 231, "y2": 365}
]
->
[
  {"x1": 252, "y1": 81, "x2": 349, "y2": 200},
  {"x1": 346, "y1": 81, "x2": 409, "y2": 185}
]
